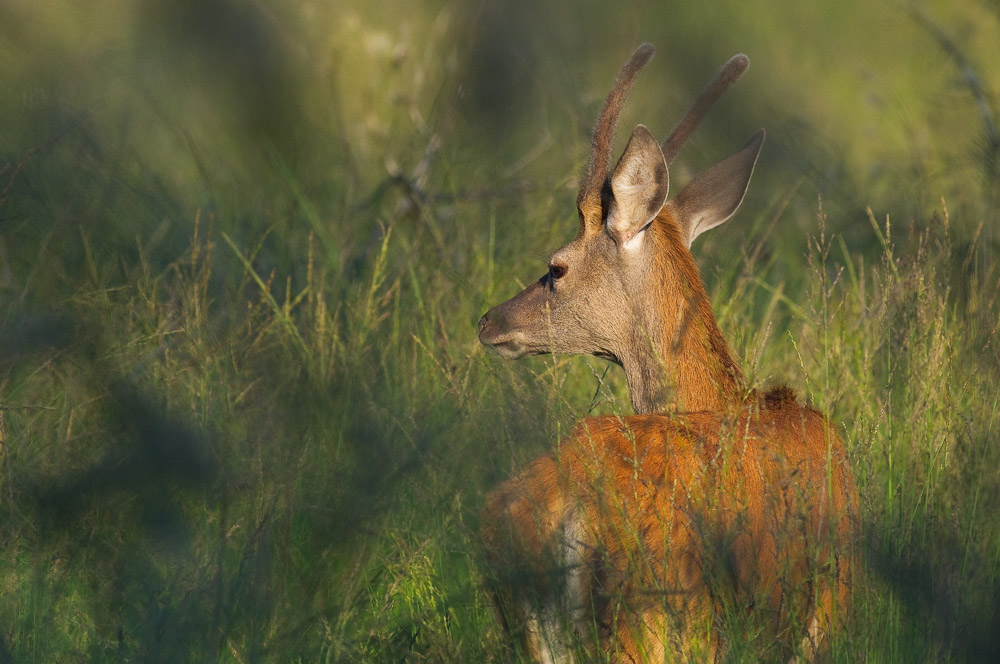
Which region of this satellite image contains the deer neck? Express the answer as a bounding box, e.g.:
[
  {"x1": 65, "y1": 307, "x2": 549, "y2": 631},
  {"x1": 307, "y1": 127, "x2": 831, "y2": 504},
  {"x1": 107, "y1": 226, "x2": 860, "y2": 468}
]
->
[{"x1": 620, "y1": 236, "x2": 745, "y2": 415}]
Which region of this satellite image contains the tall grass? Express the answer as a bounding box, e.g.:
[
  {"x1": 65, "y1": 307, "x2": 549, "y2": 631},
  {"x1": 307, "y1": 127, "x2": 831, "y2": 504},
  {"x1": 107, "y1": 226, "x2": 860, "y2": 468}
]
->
[{"x1": 1, "y1": 0, "x2": 999, "y2": 661}]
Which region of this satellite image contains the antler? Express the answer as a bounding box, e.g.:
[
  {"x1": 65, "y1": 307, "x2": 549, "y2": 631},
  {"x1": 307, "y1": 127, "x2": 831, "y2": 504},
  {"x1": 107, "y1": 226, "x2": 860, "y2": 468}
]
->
[
  {"x1": 577, "y1": 43, "x2": 655, "y2": 234},
  {"x1": 660, "y1": 54, "x2": 750, "y2": 165}
]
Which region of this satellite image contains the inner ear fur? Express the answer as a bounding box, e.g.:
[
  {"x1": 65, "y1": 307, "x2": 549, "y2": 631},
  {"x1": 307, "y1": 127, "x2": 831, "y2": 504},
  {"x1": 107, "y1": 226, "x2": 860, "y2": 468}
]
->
[
  {"x1": 667, "y1": 129, "x2": 765, "y2": 248},
  {"x1": 606, "y1": 124, "x2": 670, "y2": 246}
]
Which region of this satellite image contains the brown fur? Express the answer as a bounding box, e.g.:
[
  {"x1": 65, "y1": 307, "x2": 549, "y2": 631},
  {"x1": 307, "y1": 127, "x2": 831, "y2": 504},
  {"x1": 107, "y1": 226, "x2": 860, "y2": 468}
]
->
[
  {"x1": 643, "y1": 205, "x2": 745, "y2": 413},
  {"x1": 482, "y1": 396, "x2": 858, "y2": 662}
]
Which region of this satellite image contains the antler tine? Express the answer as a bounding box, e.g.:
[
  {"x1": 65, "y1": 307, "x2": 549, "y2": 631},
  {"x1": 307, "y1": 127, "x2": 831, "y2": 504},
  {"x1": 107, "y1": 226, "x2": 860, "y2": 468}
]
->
[
  {"x1": 660, "y1": 54, "x2": 749, "y2": 165},
  {"x1": 577, "y1": 43, "x2": 656, "y2": 230}
]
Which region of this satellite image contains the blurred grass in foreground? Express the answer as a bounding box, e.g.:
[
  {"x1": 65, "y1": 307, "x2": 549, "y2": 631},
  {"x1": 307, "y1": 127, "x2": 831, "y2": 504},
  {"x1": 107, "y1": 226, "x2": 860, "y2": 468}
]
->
[{"x1": 1, "y1": 0, "x2": 999, "y2": 661}]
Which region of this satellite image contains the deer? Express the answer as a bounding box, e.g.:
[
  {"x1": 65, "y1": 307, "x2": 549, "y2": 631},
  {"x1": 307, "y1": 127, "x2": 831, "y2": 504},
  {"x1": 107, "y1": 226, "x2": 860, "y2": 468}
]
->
[{"x1": 477, "y1": 44, "x2": 858, "y2": 662}]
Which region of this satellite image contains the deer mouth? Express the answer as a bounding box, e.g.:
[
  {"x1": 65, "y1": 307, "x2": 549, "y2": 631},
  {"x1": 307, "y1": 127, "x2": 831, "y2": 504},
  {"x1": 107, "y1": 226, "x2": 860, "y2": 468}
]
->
[
  {"x1": 478, "y1": 313, "x2": 533, "y2": 359},
  {"x1": 478, "y1": 331, "x2": 528, "y2": 359},
  {"x1": 485, "y1": 338, "x2": 529, "y2": 359}
]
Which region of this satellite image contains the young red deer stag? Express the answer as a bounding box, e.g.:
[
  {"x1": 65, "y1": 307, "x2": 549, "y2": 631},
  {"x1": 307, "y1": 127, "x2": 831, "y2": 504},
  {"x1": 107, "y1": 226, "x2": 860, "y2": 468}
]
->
[{"x1": 478, "y1": 45, "x2": 857, "y2": 662}]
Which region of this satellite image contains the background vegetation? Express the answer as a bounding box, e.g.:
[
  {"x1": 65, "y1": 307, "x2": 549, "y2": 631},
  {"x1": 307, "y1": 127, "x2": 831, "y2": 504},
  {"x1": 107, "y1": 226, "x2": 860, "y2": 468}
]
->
[{"x1": 1, "y1": 0, "x2": 998, "y2": 661}]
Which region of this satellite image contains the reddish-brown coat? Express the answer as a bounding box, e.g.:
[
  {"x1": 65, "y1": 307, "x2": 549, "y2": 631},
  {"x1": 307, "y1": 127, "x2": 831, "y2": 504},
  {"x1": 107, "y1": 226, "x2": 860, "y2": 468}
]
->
[{"x1": 482, "y1": 387, "x2": 858, "y2": 661}]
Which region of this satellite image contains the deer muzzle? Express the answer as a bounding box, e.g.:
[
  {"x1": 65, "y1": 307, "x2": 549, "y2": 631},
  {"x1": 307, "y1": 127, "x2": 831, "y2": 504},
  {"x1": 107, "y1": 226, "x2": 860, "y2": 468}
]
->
[{"x1": 478, "y1": 307, "x2": 530, "y2": 359}]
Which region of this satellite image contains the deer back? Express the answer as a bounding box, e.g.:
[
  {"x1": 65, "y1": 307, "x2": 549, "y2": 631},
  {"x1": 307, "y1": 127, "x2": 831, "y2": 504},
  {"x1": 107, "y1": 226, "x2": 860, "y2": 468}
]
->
[{"x1": 482, "y1": 390, "x2": 857, "y2": 660}]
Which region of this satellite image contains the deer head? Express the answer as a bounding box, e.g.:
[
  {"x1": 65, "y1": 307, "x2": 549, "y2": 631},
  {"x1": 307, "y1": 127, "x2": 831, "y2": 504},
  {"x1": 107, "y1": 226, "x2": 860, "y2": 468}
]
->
[{"x1": 478, "y1": 45, "x2": 764, "y2": 414}]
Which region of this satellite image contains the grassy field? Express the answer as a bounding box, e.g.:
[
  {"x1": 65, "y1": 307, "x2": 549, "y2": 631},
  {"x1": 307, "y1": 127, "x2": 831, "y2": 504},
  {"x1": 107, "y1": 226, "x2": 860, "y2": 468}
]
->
[{"x1": 1, "y1": 0, "x2": 999, "y2": 661}]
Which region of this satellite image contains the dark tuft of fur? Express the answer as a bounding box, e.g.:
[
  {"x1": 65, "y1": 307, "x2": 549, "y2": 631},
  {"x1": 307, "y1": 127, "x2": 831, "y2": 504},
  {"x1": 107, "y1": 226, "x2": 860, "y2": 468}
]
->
[{"x1": 763, "y1": 384, "x2": 798, "y2": 406}]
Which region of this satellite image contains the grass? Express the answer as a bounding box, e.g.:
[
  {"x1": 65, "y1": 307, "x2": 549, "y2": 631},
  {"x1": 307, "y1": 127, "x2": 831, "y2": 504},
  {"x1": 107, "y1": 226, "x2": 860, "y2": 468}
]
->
[{"x1": 1, "y1": 0, "x2": 1000, "y2": 661}]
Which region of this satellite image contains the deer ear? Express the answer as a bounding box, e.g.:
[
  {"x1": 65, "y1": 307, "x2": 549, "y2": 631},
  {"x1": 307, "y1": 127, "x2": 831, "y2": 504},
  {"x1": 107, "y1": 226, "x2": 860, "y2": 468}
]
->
[
  {"x1": 667, "y1": 129, "x2": 765, "y2": 248},
  {"x1": 606, "y1": 124, "x2": 669, "y2": 250}
]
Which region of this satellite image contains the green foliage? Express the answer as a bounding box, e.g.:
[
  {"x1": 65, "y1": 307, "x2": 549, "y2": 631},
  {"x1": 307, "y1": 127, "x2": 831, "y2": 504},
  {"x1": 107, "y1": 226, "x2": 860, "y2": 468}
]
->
[{"x1": 1, "y1": 0, "x2": 999, "y2": 661}]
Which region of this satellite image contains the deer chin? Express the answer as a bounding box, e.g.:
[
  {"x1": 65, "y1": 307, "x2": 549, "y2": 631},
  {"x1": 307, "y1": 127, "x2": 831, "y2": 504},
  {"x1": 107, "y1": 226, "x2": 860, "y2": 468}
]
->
[
  {"x1": 479, "y1": 331, "x2": 533, "y2": 359},
  {"x1": 485, "y1": 339, "x2": 530, "y2": 359},
  {"x1": 478, "y1": 323, "x2": 545, "y2": 359}
]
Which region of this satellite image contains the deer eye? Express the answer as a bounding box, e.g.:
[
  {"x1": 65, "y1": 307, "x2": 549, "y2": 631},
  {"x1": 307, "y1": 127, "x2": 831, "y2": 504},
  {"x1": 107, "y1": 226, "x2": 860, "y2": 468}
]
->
[{"x1": 548, "y1": 263, "x2": 568, "y2": 280}]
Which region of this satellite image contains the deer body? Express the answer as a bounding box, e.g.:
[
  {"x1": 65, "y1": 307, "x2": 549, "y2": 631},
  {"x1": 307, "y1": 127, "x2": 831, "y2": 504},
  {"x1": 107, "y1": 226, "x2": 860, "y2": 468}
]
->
[
  {"x1": 478, "y1": 45, "x2": 857, "y2": 661},
  {"x1": 482, "y1": 392, "x2": 855, "y2": 661}
]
